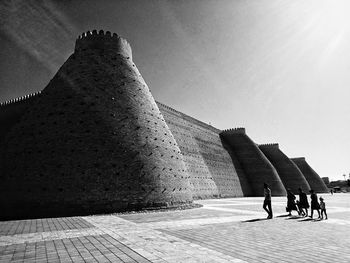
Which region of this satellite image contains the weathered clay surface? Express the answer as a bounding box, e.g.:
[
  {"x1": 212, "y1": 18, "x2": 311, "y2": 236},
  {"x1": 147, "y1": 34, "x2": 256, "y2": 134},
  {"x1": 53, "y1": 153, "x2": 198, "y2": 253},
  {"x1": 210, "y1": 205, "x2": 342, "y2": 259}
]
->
[
  {"x1": 158, "y1": 102, "x2": 244, "y2": 199},
  {"x1": 0, "y1": 30, "x2": 328, "y2": 219},
  {"x1": 0, "y1": 30, "x2": 192, "y2": 220},
  {"x1": 220, "y1": 129, "x2": 286, "y2": 196},
  {"x1": 291, "y1": 157, "x2": 328, "y2": 193},
  {"x1": 259, "y1": 144, "x2": 310, "y2": 193}
]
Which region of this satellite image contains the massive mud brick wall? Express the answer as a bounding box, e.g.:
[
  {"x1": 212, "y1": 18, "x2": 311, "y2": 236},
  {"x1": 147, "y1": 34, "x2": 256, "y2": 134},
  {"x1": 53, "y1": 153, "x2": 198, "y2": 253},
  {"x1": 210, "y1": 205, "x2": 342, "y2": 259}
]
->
[
  {"x1": 259, "y1": 144, "x2": 310, "y2": 193},
  {"x1": 0, "y1": 92, "x2": 41, "y2": 144},
  {"x1": 0, "y1": 30, "x2": 193, "y2": 220},
  {"x1": 291, "y1": 158, "x2": 328, "y2": 193},
  {"x1": 0, "y1": 30, "x2": 329, "y2": 219},
  {"x1": 157, "y1": 102, "x2": 245, "y2": 199},
  {"x1": 220, "y1": 128, "x2": 286, "y2": 196}
]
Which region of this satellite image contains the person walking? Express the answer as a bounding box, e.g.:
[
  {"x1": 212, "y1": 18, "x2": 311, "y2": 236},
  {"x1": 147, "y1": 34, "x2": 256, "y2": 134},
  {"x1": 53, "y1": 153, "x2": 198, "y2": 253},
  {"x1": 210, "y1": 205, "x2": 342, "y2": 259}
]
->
[
  {"x1": 298, "y1": 188, "x2": 309, "y2": 217},
  {"x1": 286, "y1": 189, "x2": 299, "y2": 216},
  {"x1": 309, "y1": 189, "x2": 321, "y2": 219},
  {"x1": 319, "y1": 197, "x2": 328, "y2": 220},
  {"x1": 263, "y1": 183, "x2": 273, "y2": 219}
]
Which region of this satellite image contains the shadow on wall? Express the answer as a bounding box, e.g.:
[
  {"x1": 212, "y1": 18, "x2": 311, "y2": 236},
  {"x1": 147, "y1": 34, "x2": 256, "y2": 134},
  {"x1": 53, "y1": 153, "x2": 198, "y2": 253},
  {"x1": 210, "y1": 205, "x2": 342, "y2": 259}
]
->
[
  {"x1": 258, "y1": 144, "x2": 311, "y2": 194},
  {"x1": 220, "y1": 137, "x2": 254, "y2": 197},
  {"x1": 0, "y1": 30, "x2": 194, "y2": 220},
  {"x1": 194, "y1": 136, "x2": 239, "y2": 197},
  {"x1": 219, "y1": 128, "x2": 287, "y2": 197}
]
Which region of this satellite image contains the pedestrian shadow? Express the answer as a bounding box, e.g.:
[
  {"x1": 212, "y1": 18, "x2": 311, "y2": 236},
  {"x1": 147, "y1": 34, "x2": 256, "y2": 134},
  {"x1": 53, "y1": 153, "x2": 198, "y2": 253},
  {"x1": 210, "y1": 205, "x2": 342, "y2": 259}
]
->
[
  {"x1": 285, "y1": 215, "x2": 301, "y2": 220},
  {"x1": 298, "y1": 218, "x2": 322, "y2": 222},
  {"x1": 276, "y1": 214, "x2": 290, "y2": 218},
  {"x1": 241, "y1": 218, "x2": 269, "y2": 223}
]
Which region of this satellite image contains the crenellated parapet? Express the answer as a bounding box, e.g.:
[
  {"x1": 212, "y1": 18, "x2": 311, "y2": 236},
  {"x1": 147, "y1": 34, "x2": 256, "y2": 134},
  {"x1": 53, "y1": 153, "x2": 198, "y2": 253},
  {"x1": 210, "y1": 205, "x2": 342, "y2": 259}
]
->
[
  {"x1": 75, "y1": 29, "x2": 132, "y2": 59},
  {"x1": 156, "y1": 101, "x2": 182, "y2": 115},
  {"x1": 0, "y1": 91, "x2": 43, "y2": 144},
  {"x1": 156, "y1": 101, "x2": 221, "y2": 134},
  {"x1": 291, "y1": 157, "x2": 306, "y2": 161},
  {"x1": 259, "y1": 143, "x2": 279, "y2": 148},
  {"x1": 0, "y1": 91, "x2": 41, "y2": 107},
  {"x1": 220, "y1": 127, "x2": 246, "y2": 135}
]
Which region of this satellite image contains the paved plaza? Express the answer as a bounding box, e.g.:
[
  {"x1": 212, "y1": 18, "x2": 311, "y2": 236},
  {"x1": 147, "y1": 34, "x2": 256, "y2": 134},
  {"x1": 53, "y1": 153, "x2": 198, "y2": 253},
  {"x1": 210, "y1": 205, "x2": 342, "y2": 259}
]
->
[{"x1": 1, "y1": 194, "x2": 349, "y2": 263}]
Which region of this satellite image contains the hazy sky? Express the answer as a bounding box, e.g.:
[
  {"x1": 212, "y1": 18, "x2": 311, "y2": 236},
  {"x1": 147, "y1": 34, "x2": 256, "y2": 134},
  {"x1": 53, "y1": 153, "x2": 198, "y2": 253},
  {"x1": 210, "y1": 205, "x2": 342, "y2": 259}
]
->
[{"x1": 0, "y1": 0, "x2": 349, "y2": 181}]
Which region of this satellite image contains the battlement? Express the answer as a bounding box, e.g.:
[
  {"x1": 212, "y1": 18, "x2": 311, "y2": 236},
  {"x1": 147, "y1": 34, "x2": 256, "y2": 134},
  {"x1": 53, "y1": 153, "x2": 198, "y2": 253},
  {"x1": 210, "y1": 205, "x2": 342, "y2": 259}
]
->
[
  {"x1": 0, "y1": 91, "x2": 42, "y2": 107},
  {"x1": 75, "y1": 30, "x2": 132, "y2": 59},
  {"x1": 220, "y1": 127, "x2": 246, "y2": 135},
  {"x1": 291, "y1": 157, "x2": 306, "y2": 161},
  {"x1": 259, "y1": 143, "x2": 279, "y2": 148},
  {"x1": 156, "y1": 101, "x2": 221, "y2": 133},
  {"x1": 156, "y1": 101, "x2": 182, "y2": 115}
]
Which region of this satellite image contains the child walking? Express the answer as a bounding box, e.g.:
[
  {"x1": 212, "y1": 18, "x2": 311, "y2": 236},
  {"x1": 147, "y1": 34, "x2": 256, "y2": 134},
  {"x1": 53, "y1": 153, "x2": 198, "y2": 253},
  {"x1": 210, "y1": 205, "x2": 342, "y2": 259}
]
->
[{"x1": 319, "y1": 197, "x2": 328, "y2": 220}]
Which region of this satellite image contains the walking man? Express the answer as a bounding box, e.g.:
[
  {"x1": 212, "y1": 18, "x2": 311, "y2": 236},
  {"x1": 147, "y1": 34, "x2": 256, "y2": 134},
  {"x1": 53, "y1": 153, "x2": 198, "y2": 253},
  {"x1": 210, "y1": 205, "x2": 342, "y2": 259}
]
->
[{"x1": 263, "y1": 183, "x2": 273, "y2": 219}]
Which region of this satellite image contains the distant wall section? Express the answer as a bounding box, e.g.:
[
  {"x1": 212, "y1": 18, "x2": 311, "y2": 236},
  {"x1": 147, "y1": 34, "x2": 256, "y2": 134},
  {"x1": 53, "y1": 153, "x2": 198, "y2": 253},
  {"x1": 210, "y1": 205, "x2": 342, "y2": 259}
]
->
[
  {"x1": 0, "y1": 92, "x2": 41, "y2": 144},
  {"x1": 157, "y1": 102, "x2": 245, "y2": 199},
  {"x1": 259, "y1": 144, "x2": 310, "y2": 193},
  {"x1": 220, "y1": 128, "x2": 286, "y2": 196},
  {"x1": 291, "y1": 157, "x2": 328, "y2": 193}
]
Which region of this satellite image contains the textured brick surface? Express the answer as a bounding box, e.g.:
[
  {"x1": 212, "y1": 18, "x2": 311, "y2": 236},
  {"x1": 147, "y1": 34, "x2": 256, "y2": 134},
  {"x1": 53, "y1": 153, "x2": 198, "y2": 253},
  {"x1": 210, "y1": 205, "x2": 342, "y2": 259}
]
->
[
  {"x1": 0, "y1": 234, "x2": 152, "y2": 263},
  {"x1": 259, "y1": 144, "x2": 310, "y2": 193},
  {"x1": 158, "y1": 103, "x2": 244, "y2": 199},
  {"x1": 0, "y1": 93, "x2": 41, "y2": 145},
  {"x1": 0, "y1": 30, "x2": 328, "y2": 220},
  {"x1": 220, "y1": 128, "x2": 286, "y2": 196},
  {"x1": 0, "y1": 30, "x2": 192, "y2": 220},
  {"x1": 0, "y1": 217, "x2": 92, "y2": 236},
  {"x1": 291, "y1": 157, "x2": 329, "y2": 193}
]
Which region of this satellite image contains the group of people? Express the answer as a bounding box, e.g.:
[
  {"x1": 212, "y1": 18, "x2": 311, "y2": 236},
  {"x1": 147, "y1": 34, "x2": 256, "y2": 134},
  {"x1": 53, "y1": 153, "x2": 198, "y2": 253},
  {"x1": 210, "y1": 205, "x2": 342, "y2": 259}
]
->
[{"x1": 263, "y1": 183, "x2": 328, "y2": 220}]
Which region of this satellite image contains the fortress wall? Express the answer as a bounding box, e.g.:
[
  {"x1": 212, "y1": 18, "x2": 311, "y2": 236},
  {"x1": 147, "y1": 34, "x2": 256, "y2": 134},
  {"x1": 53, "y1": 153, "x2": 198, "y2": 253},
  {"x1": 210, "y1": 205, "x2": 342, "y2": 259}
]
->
[
  {"x1": 0, "y1": 30, "x2": 328, "y2": 219},
  {"x1": 220, "y1": 129, "x2": 287, "y2": 196},
  {"x1": 259, "y1": 144, "x2": 310, "y2": 193},
  {"x1": 291, "y1": 158, "x2": 329, "y2": 193},
  {"x1": 0, "y1": 31, "x2": 192, "y2": 220},
  {"x1": 157, "y1": 102, "x2": 244, "y2": 198},
  {"x1": 220, "y1": 138, "x2": 254, "y2": 197},
  {"x1": 0, "y1": 92, "x2": 41, "y2": 144}
]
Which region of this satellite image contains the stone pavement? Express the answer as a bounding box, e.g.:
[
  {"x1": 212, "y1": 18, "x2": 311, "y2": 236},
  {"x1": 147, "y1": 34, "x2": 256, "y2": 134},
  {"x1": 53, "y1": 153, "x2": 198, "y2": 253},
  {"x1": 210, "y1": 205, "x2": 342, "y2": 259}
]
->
[{"x1": 1, "y1": 194, "x2": 349, "y2": 262}]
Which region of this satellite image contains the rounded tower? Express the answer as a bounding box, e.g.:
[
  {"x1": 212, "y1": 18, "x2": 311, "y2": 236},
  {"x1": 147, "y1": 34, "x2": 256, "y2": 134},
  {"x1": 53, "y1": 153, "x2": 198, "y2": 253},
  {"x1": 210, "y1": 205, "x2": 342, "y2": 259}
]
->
[
  {"x1": 291, "y1": 157, "x2": 328, "y2": 193},
  {"x1": 0, "y1": 30, "x2": 193, "y2": 219},
  {"x1": 220, "y1": 128, "x2": 286, "y2": 196},
  {"x1": 259, "y1": 144, "x2": 311, "y2": 193}
]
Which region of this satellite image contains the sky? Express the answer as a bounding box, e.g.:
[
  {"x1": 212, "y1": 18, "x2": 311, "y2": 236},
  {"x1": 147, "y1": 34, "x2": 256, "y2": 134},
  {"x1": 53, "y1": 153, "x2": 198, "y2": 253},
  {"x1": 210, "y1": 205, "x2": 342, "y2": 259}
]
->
[{"x1": 0, "y1": 0, "x2": 349, "y2": 182}]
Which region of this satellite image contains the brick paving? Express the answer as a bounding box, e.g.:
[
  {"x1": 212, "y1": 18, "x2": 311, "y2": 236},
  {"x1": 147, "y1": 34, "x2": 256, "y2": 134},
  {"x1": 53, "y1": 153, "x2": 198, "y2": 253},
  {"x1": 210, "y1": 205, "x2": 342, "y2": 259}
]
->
[
  {"x1": 0, "y1": 218, "x2": 93, "y2": 236},
  {"x1": 1, "y1": 194, "x2": 349, "y2": 262}
]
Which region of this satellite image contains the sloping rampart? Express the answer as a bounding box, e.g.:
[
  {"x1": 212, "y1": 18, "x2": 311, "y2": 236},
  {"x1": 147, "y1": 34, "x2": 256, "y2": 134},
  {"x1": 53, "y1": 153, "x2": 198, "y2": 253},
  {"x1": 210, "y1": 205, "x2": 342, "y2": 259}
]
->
[
  {"x1": 220, "y1": 129, "x2": 286, "y2": 196},
  {"x1": 157, "y1": 102, "x2": 244, "y2": 198},
  {"x1": 0, "y1": 30, "x2": 193, "y2": 220},
  {"x1": 291, "y1": 158, "x2": 328, "y2": 193},
  {"x1": 0, "y1": 30, "x2": 328, "y2": 218},
  {"x1": 259, "y1": 144, "x2": 310, "y2": 193}
]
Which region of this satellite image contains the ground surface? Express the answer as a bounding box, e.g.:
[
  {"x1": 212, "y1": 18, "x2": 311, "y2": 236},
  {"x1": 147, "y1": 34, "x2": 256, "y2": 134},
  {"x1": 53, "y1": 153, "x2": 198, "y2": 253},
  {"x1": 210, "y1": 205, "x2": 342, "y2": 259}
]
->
[{"x1": 1, "y1": 194, "x2": 349, "y2": 263}]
